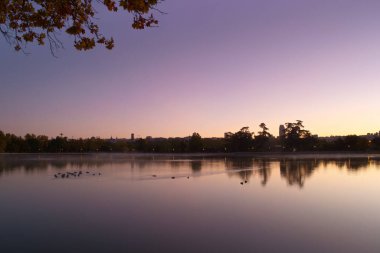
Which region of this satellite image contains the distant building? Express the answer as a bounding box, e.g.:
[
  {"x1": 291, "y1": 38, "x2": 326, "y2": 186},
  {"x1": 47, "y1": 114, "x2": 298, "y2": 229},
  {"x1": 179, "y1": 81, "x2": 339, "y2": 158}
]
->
[
  {"x1": 279, "y1": 125, "x2": 285, "y2": 137},
  {"x1": 109, "y1": 136, "x2": 117, "y2": 144},
  {"x1": 131, "y1": 133, "x2": 135, "y2": 140}
]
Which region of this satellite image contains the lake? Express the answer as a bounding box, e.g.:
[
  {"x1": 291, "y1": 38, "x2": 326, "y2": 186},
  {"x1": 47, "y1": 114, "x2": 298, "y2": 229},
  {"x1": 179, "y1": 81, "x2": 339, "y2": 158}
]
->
[{"x1": 1, "y1": 153, "x2": 380, "y2": 253}]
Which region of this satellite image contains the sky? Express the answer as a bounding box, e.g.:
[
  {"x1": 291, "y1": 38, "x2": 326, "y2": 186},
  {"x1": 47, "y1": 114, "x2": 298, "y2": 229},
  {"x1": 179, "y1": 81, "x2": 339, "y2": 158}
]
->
[{"x1": 1, "y1": 0, "x2": 380, "y2": 138}]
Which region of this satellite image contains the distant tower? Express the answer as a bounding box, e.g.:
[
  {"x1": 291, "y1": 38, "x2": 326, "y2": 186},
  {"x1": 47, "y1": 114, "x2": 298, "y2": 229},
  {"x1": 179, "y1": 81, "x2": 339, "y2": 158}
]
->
[
  {"x1": 279, "y1": 125, "x2": 285, "y2": 137},
  {"x1": 131, "y1": 133, "x2": 135, "y2": 140}
]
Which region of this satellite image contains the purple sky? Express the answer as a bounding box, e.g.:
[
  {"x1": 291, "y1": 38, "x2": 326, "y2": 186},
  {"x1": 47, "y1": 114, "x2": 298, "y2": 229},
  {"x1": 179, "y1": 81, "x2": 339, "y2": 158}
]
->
[{"x1": 1, "y1": 0, "x2": 380, "y2": 138}]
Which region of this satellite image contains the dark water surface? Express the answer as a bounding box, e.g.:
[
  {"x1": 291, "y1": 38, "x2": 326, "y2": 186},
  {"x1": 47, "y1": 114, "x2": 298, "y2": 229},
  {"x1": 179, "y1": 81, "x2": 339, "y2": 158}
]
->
[{"x1": 1, "y1": 153, "x2": 380, "y2": 253}]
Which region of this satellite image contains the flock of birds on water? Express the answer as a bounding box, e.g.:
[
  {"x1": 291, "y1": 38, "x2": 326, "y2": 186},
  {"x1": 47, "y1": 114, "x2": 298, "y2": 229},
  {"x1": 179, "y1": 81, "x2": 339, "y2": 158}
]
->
[
  {"x1": 152, "y1": 174, "x2": 248, "y2": 185},
  {"x1": 53, "y1": 172, "x2": 248, "y2": 185},
  {"x1": 152, "y1": 174, "x2": 190, "y2": 180},
  {"x1": 53, "y1": 171, "x2": 102, "y2": 179}
]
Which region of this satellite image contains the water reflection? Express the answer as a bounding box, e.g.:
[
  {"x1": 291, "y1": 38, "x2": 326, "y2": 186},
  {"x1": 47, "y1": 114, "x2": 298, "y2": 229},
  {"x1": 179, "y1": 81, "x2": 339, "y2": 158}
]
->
[
  {"x1": 279, "y1": 159, "x2": 317, "y2": 187},
  {"x1": 1, "y1": 154, "x2": 380, "y2": 188},
  {"x1": 190, "y1": 160, "x2": 202, "y2": 174},
  {"x1": 1, "y1": 154, "x2": 380, "y2": 253},
  {"x1": 255, "y1": 159, "x2": 271, "y2": 186},
  {"x1": 225, "y1": 157, "x2": 255, "y2": 184}
]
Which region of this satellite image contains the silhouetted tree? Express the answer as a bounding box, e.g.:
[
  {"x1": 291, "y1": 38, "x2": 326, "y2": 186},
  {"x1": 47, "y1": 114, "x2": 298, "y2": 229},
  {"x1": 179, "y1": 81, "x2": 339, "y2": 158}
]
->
[
  {"x1": 0, "y1": 131, "x2": 6, "y2": 152},
  {"x1": 372, "y1": 137, "x2": 380, "y2": 150},
  {"x1": 169, "y1": 138, "x2": 187, "y2": 153},
  {"x1": 4, "y1": 133, "x2": 24, "y2": 152},
  {"x1": 110, "y1": 139, "x2": 130, "y2": 152},
  {"x1": 189, "y1": 132, "x2": 202, "y2": 152},
  {"x1": 225, "y1": 127, "x2": 254, "y2": 152},
  {"x1": 24, "y1": 134, "x2": 39, "y2": 152},
  {"x1": 254, "y1": 123, "x2": 273, "y2": 151},
  {"x1": 282, "y1": 120, "x2": 313, "y2": 151},
  {"x1": 149, "y1": 139, "x2": 170, "y2": 152},
  {"x1": 133, "y1": 138, "x2": 146, "y2": 152},
  {"x1": 0, "y1": 128, "x2": 377, "y2": 153},
  {"x1": 48, "y1": 134, "x2": 71, "y2": 152},
  {"x1": 202, "y1": 138, "x2": 225, "y2": 152},
  {"x1": 343, "y1": 135, "x2": 369, "y2": 151},
  {"x1": 0, "y1": 0, "x2": 161, "y2": 54},
  {"x1": 331, "y1": 137, "x2": 345, "y2": 151},
  {"x1": 258, "y1": 123, "x2": 271, "y2": 138}
]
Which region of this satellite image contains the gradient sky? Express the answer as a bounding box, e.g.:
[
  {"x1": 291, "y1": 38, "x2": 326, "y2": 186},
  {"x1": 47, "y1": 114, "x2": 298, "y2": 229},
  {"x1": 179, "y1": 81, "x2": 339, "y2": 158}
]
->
[{"x1": 1, "y1": 0, "x2": 380, "y2": 138}]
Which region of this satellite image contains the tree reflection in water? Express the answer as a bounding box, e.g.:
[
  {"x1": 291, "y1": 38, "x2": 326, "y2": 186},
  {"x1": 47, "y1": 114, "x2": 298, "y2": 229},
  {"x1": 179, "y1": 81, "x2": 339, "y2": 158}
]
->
[
  {"x1": 254, "y1": 159, "x2": 271, "y2": 186},
  {"x1": 1, "y1": 154, "x2": 380, "y2": 188},
  {"x1": 279, "y1": 159, "x2": 317, "y2": 187},
  {"x1": 191, "y1": 160, "x2": 202, "y2": 175},
  {"x1": 225, "y1": 157, "x2": 254, "y2": 184}
]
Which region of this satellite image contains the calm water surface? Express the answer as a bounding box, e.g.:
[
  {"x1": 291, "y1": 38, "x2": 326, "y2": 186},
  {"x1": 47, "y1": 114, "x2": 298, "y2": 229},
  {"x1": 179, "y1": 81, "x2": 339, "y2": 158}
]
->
[{"x1": 1, "y1": 154, "x2": 380, "y2": 253}]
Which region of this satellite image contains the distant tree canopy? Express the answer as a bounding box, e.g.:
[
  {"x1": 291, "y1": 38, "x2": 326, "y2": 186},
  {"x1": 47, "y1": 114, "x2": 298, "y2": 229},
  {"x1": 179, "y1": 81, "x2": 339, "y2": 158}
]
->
[
  {"x1": 0, "y1": 120, "x2": 378, "y2": 153},
  {"x1": 0, "y1": 0, "x2": 161, "y2": 53},
  {"x1": 225, "y1": 127, "x2": 254, "y2": 152},
  {"x1": 0, "y1": 131, "x2": 6, "y2": 152},
  {"x1": 189, "y1": 132, "x2": 203, "y2": 152},
  {"x1": 257, "y1": 123, "x2": 272, "y2": 138},
  {"x1": 254, "y1": 123, "x2": 274, "y2": 151},
  {"x1": 281, "y1": 120, "x2": 317, "y2": 151}
]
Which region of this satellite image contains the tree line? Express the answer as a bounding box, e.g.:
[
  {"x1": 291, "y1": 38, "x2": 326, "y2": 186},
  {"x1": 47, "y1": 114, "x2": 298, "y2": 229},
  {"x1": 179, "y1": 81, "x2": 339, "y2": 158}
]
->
[{"x1": 1, "y1": 121, "x2": 380, "y2": 153}]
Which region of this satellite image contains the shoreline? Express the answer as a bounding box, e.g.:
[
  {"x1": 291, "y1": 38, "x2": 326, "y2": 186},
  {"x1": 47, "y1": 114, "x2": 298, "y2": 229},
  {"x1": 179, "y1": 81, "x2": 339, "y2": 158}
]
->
[{"x1": 1, "y1": 151, "x2": 380, "y2": 160}]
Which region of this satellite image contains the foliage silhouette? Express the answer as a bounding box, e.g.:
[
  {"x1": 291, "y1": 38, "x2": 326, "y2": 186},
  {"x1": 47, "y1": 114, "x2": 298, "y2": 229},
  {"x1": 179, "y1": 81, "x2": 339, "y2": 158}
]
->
[
  {"x1": 0, "y1": 131, "x2": 6, "y2": 152},
  {"x1": 225, "y1": 127, "x2": 254, "y2": 152},
  {"x1": 281, "y1": 120, "x2": 318, "y2": 151},
  {"x1": 254, "y1": 123, "x2": 274, "y2": 151},
  {"x1": 189, "y1": 133, "x2": 203, "y2": 152},
  {"x1": 0, "y1": 0, "x2": 161, "y2": 54},
  {"x1": 0, "y1": 120, "x2": 378, "y2": 153}
]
